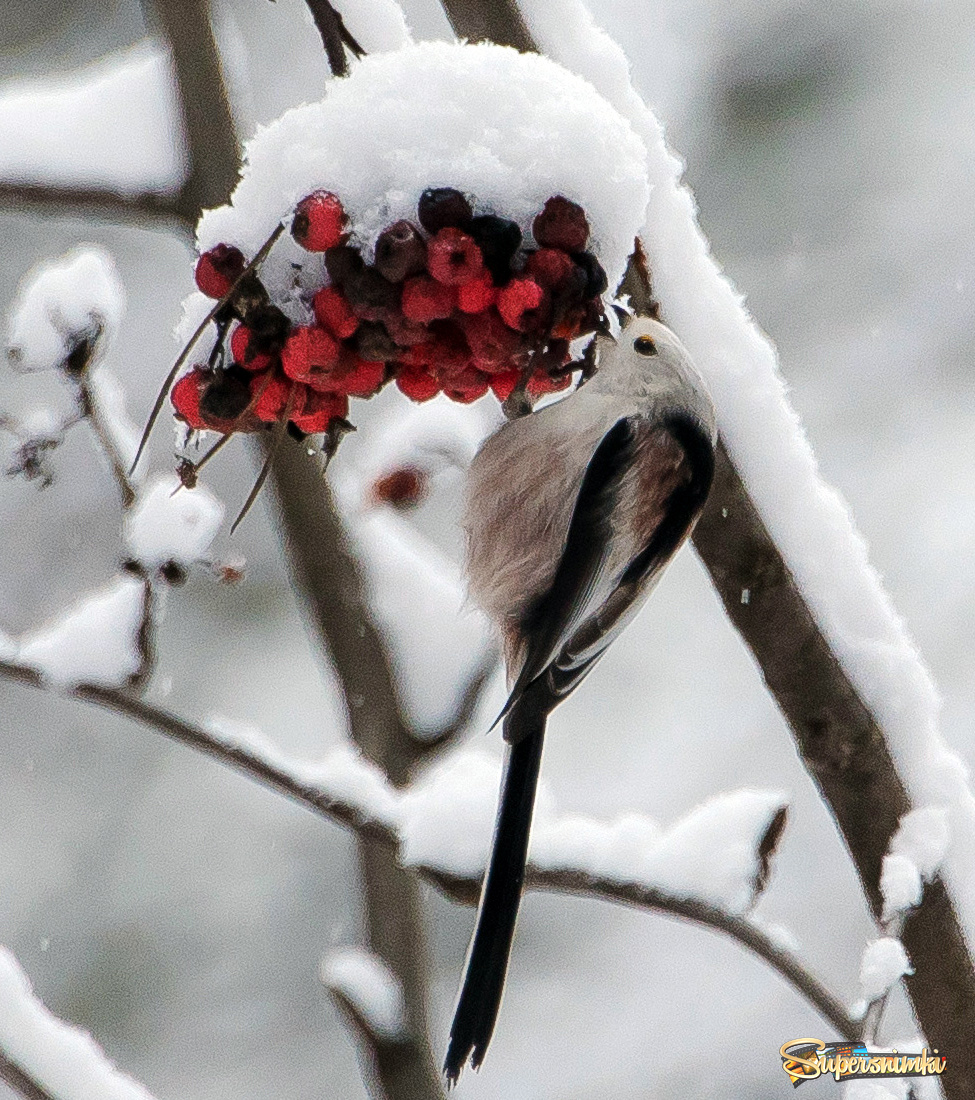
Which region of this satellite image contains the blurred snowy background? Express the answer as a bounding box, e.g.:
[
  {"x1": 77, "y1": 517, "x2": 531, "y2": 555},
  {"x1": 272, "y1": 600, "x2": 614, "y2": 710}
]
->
[{"x1": 1, "y1": 0, "x2": 973, "y2": 1096}]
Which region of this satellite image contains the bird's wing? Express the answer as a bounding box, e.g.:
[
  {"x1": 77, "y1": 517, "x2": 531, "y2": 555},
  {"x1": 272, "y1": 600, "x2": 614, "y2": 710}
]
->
[
  {"x1": 499, "y1": 412, "x2": 714, "y2": 732},
  {"x1": 558, "y1": 412, "x2": 715, "y2": 675},
  {"x1": 496, "y1": 415, "x2": 640, "y2": 728}
]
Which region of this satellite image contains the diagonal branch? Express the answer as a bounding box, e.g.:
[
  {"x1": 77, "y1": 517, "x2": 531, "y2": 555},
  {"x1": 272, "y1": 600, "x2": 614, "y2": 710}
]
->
[
  {"x1": 0, "y1": 654, "x2": 858, "y2": 1040},
  {"x1": 301, "y1": 0, "x2": 365, "y2": 78},
  {"x1": 0, "y1": 1052, "x2": 58, "y2": 1100}
]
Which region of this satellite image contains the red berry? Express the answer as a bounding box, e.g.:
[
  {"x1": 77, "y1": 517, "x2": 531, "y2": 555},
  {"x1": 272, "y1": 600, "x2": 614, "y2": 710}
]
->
[
  {"x1": 528, "y1": 369, "x2": 572, "y2": 397},
  {"x1": 291, "y1": 387, "x2": 349, "y2": 433},
  {"x1": 525, "y1": 248, "x2": 577, "y2": 291},
  {"x1": 461, "y1": 310, "x2": 521, "y2": 372},
  {"x1": 369, "y1": 466, "x2": 428, "y2": 510},
  {"x1": 395, "y1": 365, "x2": 441, "y2": 402},
  {"x1": 320, "y1": 353, "x2": 386, "y2": 397},
  {"x1": 292, "y1": 191, "x2": 347, "y2": 252},
  {"x1": 443, "y1": 366, "x2": 489, "y2": 404},
  {"x1": 487, "y1": 369, "x2": 521, "y2": 402},
  {"x1": 171, "y1": 367, "x2": 210, "y2": 429},
  {"x1": 426, "y1": 228, "x2": 485, "y2": 286},
  {"x1": 281, "y1": 325, "x2": 340, "y2": 386},
  {"x1": 457, "y1": 272, "x2": 498, "y2": 313},
  {"x1": 401, "y1": 275, "x2": 456, "y2": 323},
  {"x1": 312, "y1": 286, "x2": 359, "y2": 339},
  {"x1": 250, "y1": 371, "x2": 293, "y2": 422},
  {"x1": 497, "y1": 277, "x2": 546, "y2": 330},
  {"x1": 230, "y1": 325, "x2": 273, "y2": 372},
  {"x1": 532, "y1": 196, "x2": 590, "y2": 252},
  {"x1": 194, "y1": 244, "x2": 246, "y2": 299}
]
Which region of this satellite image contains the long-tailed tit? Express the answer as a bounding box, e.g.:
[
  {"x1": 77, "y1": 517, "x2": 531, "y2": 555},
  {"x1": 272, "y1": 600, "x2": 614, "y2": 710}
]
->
[{"x1": 444, "y1": 316, "x2": 717, "y2": 1082}]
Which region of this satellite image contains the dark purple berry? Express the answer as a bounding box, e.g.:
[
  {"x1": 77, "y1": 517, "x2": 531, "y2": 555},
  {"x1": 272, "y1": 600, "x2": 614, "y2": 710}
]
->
[
  {"x1": 417, "y1": 188, "x2": 473, "y2": 234},
  {"x1": 468, "y1": 215, "x2": 523, "y2": 285},
  {"x1": 572, "y1": 252, "x2": 608, "y2": 298},
  {"x1": 374, "y1": 221, "x2": 427, "y2": 282}
]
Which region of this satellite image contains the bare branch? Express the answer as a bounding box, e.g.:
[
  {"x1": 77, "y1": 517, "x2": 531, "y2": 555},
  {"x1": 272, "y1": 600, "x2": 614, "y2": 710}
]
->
[
  {"x1": 300, "y1": 0, "x2": 365, "y2": 78},
  {"x1": 0, "y1": 181, "x2": 192, "y2": 233},
  {"x1": 0, "y1": 1052, "x2": 58, "y2": 1100},
  {"x1": 0, "y1": 654, "x2": 860, "y2": 1041}
]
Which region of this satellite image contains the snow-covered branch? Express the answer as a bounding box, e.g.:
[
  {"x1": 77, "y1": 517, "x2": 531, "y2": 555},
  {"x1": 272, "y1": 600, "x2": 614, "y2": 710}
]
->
[
  {"x1": 0, "y1": 655, "x2": 859, "y2": 1039},
  {"x1": 0, "y1": 948, "x2": 158, "y2": 1100}
]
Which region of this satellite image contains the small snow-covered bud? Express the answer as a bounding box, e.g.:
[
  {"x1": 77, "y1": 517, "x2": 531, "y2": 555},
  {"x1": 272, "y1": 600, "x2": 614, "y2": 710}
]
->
[
  {"x1": 417, "y1": 187, "x2": 473, "y2": 233},
  {"x1": 374, "y1": 220, "x2": 427, "y2": 282},
  {"x1": 292, "y1": 191, "x2": 348, "y2": 251},
  {"x1": 532, "y1": 196, "x2": 589, "y2": 252},
  {"x1": 195, "y1": 244, "x2": 246, "y2": 299}
]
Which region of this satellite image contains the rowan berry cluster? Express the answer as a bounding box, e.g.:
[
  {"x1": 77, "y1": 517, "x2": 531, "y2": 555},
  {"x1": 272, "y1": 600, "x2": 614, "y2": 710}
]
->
[{"x1": 172, "y1": 187, "x2": 607, "y2": 438}]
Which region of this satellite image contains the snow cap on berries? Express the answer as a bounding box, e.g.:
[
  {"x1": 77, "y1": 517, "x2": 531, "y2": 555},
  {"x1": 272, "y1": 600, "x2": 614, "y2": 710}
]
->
[{"x1": 194, "y1": 42, "x2": 649, "y2": 300}]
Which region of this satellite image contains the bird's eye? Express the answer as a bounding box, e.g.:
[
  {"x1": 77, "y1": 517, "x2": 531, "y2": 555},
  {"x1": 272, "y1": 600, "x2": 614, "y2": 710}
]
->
[{"x1": 633, "y1": 335, "x2": 658, "y2": 356}]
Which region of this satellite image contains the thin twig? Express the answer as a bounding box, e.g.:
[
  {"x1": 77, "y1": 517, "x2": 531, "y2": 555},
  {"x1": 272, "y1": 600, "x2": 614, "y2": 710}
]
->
[
  {"x1": 76, "y1": 375, "x2": 136, "y2": 509},
  {"x1": 300, "y1": 0, "x2": 365, "y2": 78},
  {"x1": 0, "y1": 654, "x2": 860, "y2": 1040}
]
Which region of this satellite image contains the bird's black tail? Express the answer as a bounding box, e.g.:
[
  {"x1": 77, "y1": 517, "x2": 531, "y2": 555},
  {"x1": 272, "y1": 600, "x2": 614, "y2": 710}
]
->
[{"x1": 443, "y1": 702, "x2": 547, "y2": 1084}]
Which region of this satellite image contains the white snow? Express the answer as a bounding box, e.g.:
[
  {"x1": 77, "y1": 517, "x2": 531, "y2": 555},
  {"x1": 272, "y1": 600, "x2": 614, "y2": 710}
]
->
[
  {"x1": 124, "y1": 476, "x2": 224, "y2": 569},
  {"x1": 7, "y1": 247, "x2": 125, "y2": 373},
  {"x1": 0, "y1": 947, "x2": 158, "y2": 1100},
  {"x1": 880, "y1": 807, "x2": 949, "y2": 920},
  {"x1": 887, "y1": 807, "x2": 950, "y2": 879},
  {"x1": 879, "y1": 854, "x2": 922, "y2": 922},
  {"x1": 859, "y1": 937, "x2": 913, "y2": 1001},
  {"x1": 317, "y1": 0, "x2": 412, "y2": 53},
  {"x1": 341, "y1": 509, "x2": 495, "y2": 734},
  {"x1": 204, "y1": 718, "x2": 400, "y2": 831},
  {"x1": 400, "y1": 748, "x2": 785, "y2": 911},
  {"x1": 519, "y1": 0, "x2": 975, "y2": 944},
  {"x1": 0, "y1": 40, "x2": 184, "y2": 195},
  {"x1": 18, "y1": 575, "x2": 145, "y2": 689},
  {"x1": 321, "y1": 947, "x2": 406, "y2": 1042},
  {"x1": 194, "y1": 41, "x2": 649, "y2": 314},
  {"x1": 0, "y1": 629, "x2": 17, "y2": 661}
]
